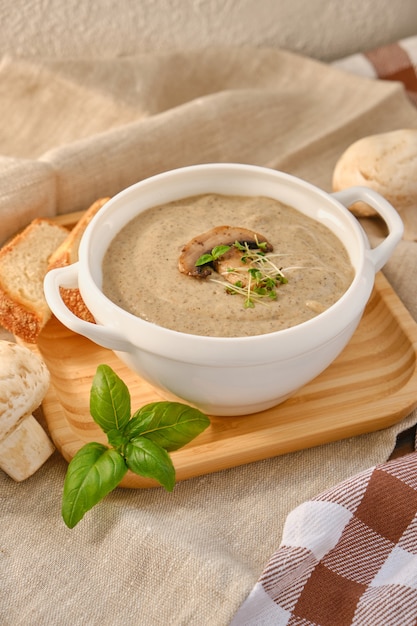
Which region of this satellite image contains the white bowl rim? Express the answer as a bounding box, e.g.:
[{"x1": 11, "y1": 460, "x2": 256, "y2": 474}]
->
[{"x1": 77, "y1": 163, "x2": 372, "y2": 348}]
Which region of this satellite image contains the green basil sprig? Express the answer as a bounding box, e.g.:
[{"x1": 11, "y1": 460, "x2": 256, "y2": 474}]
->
[{"x1": 62, "y1": 364, "x2": 210, "y2": 528}]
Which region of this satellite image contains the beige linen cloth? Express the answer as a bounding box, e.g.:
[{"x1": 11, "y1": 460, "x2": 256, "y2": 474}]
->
[{"x1": 1, "y1": 46, "x2": 417, "y2": 625}]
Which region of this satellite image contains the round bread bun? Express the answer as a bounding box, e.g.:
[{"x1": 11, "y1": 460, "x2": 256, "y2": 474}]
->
[{"x1": 332, "y1": 129, "x2": 417, "y2": 240}]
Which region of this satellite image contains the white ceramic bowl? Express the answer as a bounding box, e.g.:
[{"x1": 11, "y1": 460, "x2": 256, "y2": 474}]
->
[{"x1": 44, "y1": 164, "x2": 403, "y2": 416}]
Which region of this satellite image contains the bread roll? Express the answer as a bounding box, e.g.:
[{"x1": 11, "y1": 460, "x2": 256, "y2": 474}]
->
[
  {"x1": 0, "y1": 340, "x2": 54, "y2": 481},
  {"x1": 332, "y1": 129, "x2": 417, "y2": 240}
]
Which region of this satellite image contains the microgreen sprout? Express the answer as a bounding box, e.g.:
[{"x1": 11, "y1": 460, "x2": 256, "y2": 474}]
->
[
  {"x1": 195, "y1": 244, "x2": 231, "y2": 266},
  {"x1": 196, "y1": 240, "x2": 288, "y2": 308}
]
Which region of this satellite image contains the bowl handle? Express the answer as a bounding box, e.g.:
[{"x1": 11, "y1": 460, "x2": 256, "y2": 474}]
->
[
  {"x1": 43, "y1": 263, "x2": 133, "y2": 352},
  {"x1": 331, "y1": 186, "x2": 404, "y2": 272}
]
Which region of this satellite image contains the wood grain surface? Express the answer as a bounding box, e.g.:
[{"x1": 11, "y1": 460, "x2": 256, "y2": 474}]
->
[{"x1": 36, "y1": 268, "x2": 417, "y2": 488}]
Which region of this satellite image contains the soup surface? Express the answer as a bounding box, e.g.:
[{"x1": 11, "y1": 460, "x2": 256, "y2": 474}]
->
[{"x1": 102, "y1": 194, "x2": 354, "y2": 337}]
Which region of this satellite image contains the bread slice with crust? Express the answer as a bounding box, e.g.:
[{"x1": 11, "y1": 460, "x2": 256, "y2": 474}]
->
[
  {"x1": 48, "y1": 197, "x2": 110, "y2": 269},
  {"x1": 47, "y1": 197, "x2": 110, "y2": 323},
  {"x1": 0, "y1": 219, "x2": 69, "y2": 342}
]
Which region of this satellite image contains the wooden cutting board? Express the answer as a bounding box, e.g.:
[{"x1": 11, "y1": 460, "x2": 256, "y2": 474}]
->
[{"x1": 33, "y1": 212, "x2": 417, "y2": 488}]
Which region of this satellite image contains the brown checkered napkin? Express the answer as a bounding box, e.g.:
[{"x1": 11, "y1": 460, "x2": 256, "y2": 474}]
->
[
  {"x1": 231, "y1": 452, "x2": 417, "y2": 625},
  {"x1": 365, "y1": 43, "x2": 417, "y2": 106},
  {"x1": 332, "y1": 36, "x2": 417, "y2": 106},
  {"x1": 231, "y1": 40, "x2": 417, "y2": 624}
]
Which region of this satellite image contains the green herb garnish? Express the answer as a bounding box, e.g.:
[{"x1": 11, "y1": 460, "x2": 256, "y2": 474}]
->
[
  {"x1": 196, "y1": 240, "x2": 288, "y2": 308},
  {"x1": 195, "y1": 244, "x2": 231, "y2": 266},
  {"x1": 62, "y1": 364, "x2": 210, "y2": 528}
]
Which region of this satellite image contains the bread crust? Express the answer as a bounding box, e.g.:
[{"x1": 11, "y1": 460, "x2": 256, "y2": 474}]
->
[
  {"x1": 48, "y1": 197, "x2": 110, "y2": 269},
  {"x1": 59, "y1": 287, "x2": 96, "y2": 324},
  {"x1": 0, "y1": 289, "x2": 45, "y2": 343},
  {"x1": 0, "y1": 200, "x2": 111, "y2": 341},
  {"x1": 0, "y1": 218, "x2": 69, "y2": 342},
  {"x1": 48, "y1": 198, "x2": 110, "y2": 323}
]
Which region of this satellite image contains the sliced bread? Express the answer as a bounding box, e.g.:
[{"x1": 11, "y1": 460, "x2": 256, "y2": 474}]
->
[
  {"x1": 0, "y1": 219, "x2": 69, "y2": 342},
  {"x1": 48, "y1": 197, "x2": 110, "y2": 268},
  {"x1": 47, "y1": 197, "x2": 110, "y2": 323}
]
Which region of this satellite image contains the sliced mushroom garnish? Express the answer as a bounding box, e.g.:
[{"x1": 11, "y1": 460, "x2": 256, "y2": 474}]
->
[{"x1": 178, "y1": 225, "x2": 273, "y2": 278}]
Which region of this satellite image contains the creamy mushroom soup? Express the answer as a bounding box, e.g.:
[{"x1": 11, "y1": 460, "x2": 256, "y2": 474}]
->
[{"x1": 102, "y1": 194, "x2": 354, "y2": 337}]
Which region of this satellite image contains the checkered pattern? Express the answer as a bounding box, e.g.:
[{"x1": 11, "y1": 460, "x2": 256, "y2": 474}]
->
[
  {"x1": 332, "y1": 36, "x2": 417, "y2": 106},
  {"x1": 232, "y1": 39, "x2": 417, "y2": 625},
  {"x1": 232, "y1": 453, "x2": 417, "y2": 625}
]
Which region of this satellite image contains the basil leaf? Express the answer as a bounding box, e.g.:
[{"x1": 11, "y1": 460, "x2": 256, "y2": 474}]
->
[
  {"x1": 106, "y1": 428, "x2": 128, "y2": 449},
  {"x1": 130, "y1": 402, "x2": 210, "y2": 451},
  {"x1": 125, "y1": 438, "x2": 175, "y2": 491},
  {"x1": 123, "y1": 410, "x2": 155, "y2": 440},
  {"x1": 62, "y1": 442, "x2": 127, "y2": 528},
  {"x1": 90, "y1": 364, "x2": 131, "y2": 433}
]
